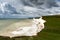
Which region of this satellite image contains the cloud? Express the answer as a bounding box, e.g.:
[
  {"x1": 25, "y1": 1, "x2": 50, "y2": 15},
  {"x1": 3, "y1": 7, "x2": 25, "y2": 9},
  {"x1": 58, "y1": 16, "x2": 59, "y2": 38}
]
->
[{"x1": 0, "y1": 0, "x2": 60, "y2": 18}]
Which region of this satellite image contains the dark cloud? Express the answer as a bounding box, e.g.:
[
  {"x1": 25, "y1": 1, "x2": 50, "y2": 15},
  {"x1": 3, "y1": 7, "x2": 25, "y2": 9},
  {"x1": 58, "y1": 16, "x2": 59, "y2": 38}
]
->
[{"x1": 0, "y1": 0, "x2": 60, "y2": 18}]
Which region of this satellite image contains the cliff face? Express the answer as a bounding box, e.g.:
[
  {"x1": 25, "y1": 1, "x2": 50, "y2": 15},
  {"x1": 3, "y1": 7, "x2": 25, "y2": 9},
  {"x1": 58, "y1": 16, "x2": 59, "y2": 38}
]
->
[{"x1": 0, "y1": 0, "x2": 60, "y2": 18}]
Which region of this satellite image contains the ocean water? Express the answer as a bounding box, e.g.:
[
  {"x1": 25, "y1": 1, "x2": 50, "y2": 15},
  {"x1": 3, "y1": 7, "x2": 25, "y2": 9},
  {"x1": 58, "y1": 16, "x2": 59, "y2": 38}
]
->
[{"x1": 0, "y1": 19, "x2": 32, "y2": 32}]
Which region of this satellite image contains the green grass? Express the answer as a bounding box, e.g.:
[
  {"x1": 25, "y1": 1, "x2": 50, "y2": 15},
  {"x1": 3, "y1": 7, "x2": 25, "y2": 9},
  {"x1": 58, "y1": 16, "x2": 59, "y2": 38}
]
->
[{"x1": 0, "y1": 16, "x2": 60, "y2": 40}]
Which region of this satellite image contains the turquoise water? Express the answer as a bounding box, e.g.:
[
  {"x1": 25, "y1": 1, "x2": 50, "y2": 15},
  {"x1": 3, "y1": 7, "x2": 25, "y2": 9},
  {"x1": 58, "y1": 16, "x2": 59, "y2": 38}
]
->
[{"x1": 0, "y1": 19, "x2": 32, "y2": 31}]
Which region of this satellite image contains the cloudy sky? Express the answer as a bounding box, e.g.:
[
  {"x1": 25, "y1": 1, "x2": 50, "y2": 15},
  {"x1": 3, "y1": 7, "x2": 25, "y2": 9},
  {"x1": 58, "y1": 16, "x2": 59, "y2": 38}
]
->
[{"x1": 0, "y1": 0, "x2": 60, "y2": 18}]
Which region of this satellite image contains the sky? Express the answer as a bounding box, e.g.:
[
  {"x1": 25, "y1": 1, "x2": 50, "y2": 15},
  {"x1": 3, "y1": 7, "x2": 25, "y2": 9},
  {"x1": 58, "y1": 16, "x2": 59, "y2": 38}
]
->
[{"x1": 0, "y1": 0, "x2": 60, "y2": 18}]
